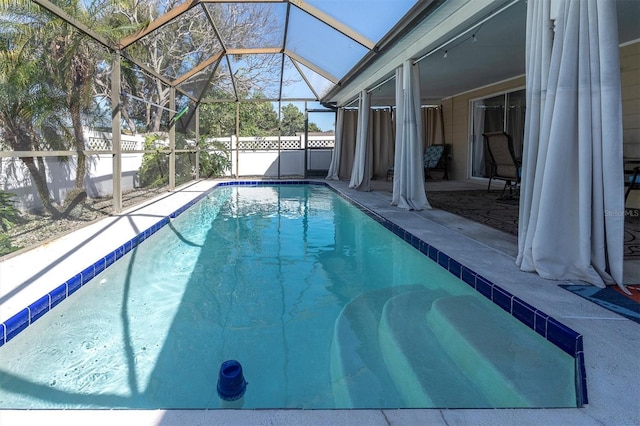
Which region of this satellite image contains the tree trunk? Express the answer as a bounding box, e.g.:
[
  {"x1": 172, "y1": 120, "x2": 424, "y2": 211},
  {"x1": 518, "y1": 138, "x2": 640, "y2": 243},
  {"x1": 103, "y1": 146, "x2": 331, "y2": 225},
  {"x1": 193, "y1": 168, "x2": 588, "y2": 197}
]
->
[
  {"x1": 6, "y1": 121, "x2": 59, "y2": 217},
  {"x1": 20, "y1": 156, "x2": 59, "y2": 217},
  {"x1": 69, "y1": 102, "x2": 87, "y2": 189}
]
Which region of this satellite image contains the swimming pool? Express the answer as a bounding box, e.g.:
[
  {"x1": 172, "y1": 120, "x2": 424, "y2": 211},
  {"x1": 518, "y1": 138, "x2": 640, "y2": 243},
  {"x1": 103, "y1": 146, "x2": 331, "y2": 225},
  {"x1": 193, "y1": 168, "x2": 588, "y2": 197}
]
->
[{"x1": 0, "y1": 182, "x2": 586, "y2": 409}]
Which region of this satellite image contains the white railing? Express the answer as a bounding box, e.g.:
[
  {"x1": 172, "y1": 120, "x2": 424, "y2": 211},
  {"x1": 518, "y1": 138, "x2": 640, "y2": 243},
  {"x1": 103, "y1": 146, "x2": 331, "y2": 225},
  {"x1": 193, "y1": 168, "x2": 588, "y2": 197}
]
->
[
  {"x1": 210, "y1": 135, "x2": 334, "y2": 151},
  {"x1": 86, "y1": 131, "x2": 145, "y2": 151}
]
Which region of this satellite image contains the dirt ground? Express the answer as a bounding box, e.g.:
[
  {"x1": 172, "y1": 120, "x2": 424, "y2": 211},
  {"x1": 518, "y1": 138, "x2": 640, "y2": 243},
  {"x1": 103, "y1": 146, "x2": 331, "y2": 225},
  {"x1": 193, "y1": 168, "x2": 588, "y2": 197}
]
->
[{"x1": 4, "y1": 186, "x2": 169, "y2": 258}]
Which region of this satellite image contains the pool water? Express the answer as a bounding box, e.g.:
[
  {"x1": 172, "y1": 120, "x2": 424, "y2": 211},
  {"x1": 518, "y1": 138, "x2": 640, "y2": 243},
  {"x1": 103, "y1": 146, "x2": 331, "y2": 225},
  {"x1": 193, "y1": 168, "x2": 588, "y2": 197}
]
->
[{"x1": 0, "y1": 185, "x2": 577, "y2": 408}]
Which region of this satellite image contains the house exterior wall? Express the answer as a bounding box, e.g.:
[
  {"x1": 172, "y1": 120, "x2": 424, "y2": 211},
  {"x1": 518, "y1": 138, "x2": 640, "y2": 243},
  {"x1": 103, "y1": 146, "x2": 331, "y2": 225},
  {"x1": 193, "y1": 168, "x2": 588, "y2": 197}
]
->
[
  {"x1": 621, "y1": 41, "x2": 640, "y2": 158},
  {"x1": 441, "y1": 76, "x2": 526, "y2": 181},
  {"x1": 621, "y1": 40, "x2": 640, "y2": 207},
  {"x1": 440, "y1": 40, "x2": 640, "y2": 186}
]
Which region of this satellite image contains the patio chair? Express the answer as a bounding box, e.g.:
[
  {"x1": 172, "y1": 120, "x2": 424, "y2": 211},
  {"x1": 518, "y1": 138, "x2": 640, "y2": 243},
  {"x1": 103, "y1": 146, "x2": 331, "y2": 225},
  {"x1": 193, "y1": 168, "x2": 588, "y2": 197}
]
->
[
  {"x1": 386, "y1": 144, "x2": 449, "y2": 182},
  {"x1": 483, "y1": 132, "x2": 521, "y2": 199},
  {"x1": 424, "y1": 143, "x2": 451, "y2": 180},
  {"x1": 624, "y1": 160, "x2": 640, "y2": 203}
]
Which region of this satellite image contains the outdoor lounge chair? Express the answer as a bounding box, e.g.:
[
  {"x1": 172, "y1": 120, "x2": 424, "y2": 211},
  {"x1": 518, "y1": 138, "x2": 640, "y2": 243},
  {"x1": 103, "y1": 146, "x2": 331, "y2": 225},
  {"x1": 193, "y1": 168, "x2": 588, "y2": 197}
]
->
[
  {"x1": 424, "y1": 143, "x2": 450, "y2": 180},
  {"x1": 483, "y1": 131, "x2": 521, "y2": 199},
  {"x1": 624, "y1": 159, "x2": 640, "y2": 203},
  {"x1": 386, "y1": 144, "x2": 449, "y2": 182}
]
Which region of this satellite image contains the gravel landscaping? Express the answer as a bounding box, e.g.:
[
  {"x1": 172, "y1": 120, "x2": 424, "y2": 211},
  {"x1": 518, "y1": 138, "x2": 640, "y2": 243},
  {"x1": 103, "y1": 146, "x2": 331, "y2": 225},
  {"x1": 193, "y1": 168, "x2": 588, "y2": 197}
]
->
[{"x1": 3, "y1": 186, "x2": 169, "y2": 258}]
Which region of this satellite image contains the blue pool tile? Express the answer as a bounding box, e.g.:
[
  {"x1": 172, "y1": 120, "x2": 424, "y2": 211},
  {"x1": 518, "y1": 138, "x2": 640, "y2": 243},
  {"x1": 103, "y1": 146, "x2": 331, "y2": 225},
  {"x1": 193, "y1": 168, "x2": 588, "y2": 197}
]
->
[
  {"x1": 411, "y1": 235, "x2": 420, "y2": 249},
  {"x1": 449, "y1": 258, "x2": 462, "y2": 278},
  {"x1": 576, "y1": 351, "x2": 588, "y2": 405},
  {"x1": 492, "y1": 286, "x2": 512, "y2": 312},
  {"x1": 476, "y1": 276, "x2": 493, "y2": 299},
  {"x1": 79, "y1": 265, "x2": 95, "y2": 286},
  {"x1": 547, "y1": 317, "x2": 578, "y2": 356},
  {"x1": 575, "y1": 334, "x2": 584, "y2": 354},
  {"x1": 105, "y1": 251, "x2": 116, "y2": 267},
  {"x1": 461, "y1": 267, "x2": 476, "y2": 288},
  {"x1": 67, "y1": 273, "x2": 83, "y2": 295},
  {"x1": 116, "y1": 245, "x2": 125, "y2": 258},
  {"x1": 125, "y1": 238, "x2": 135, "y2": 253},
  {"x1": 512, "y1": 298, "x2": 536, "y2": 328},
  {"x1": 28, "y1": 295, "x2": 50, "y2": 323},
  {"x1": 94, "y1": 258, "x2": 106, "y2": 275},
  {"x1": 437, "y1": 252, "x2": 450, "y2": 269},
  {"x1": 0, "y1": 323, "x2": 5, "y2": 347},
  {"x1": 534, "y1": 311, "x2": 549, "y2": 336},
  {"x1": 419, "y1": 240, "x2": 429, "y2": 255},
  {"x1": 428, "y1": 246, "x2": 438, "y2": 262},
  {"x1": 50, "y1": 284, "x2": 67, "y2": 308},
  {"x1": 4, "y1": 309, "x2": 29, "y2": 342}
]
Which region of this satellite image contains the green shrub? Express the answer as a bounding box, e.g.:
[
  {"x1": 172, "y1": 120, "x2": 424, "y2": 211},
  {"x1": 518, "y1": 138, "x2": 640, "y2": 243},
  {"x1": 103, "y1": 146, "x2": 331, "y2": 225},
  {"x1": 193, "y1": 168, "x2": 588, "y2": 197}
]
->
[
  {"x1": 138, "y1": 134, "x2": 230, "y2": 188},
  {"x1": 0, "y1": 191, "x2": 19, "y2": 255},
  {"x1": 0, "y1": 191, "x2": 19, "y2": 232},
  {"x1": 198, "y1": 138, "x2": 231, "y2": 178},
  {"x1": 138, "y1": 134, "x2": 169, "y2": 188}
]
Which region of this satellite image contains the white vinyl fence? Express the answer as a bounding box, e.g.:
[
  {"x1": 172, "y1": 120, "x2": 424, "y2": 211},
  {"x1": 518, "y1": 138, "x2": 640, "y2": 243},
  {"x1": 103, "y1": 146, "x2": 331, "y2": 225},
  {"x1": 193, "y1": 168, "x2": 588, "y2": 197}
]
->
[{"x1": 0, "y1": 131, "x2": 334, "y2": 212}]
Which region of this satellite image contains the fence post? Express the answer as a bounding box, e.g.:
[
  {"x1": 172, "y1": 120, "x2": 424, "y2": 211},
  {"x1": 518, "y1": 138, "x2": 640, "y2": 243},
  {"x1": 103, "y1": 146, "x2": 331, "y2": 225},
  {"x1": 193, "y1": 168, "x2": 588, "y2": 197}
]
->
[{"x1": 233, "y1": 135, "x2": 238, "y2": 178}]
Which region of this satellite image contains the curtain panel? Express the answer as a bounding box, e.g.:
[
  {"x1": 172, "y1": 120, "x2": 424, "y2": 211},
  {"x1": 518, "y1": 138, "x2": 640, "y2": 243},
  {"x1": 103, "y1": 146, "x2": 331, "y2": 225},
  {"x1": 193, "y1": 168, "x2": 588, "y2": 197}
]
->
[
  {"x1": 391, "y1": 61, "x2": 429, "y2": 210},
  {"x1": 518, "y1": 0, "x2": 625, "y2": 289}
]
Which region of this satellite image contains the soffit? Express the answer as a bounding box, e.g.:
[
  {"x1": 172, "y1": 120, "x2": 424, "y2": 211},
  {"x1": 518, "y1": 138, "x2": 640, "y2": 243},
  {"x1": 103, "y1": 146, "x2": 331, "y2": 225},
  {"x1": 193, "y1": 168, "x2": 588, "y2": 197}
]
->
[{"x1": 326, "y1": 0, "x2": 640, "y2": 107}]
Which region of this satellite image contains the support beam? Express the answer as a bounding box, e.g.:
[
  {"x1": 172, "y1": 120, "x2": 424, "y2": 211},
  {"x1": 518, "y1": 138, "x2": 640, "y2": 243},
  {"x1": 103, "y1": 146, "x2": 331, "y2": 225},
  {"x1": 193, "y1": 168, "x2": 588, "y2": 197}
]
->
[
  {"x1": 291, "y1": 0, "x2": 375, "y2": 50},
  {"x1": 169, "y1": 87, "x2": 176, "y2": 190},
  {"x1": 195, "y1": 104, "x2": 200, "y2": 180},
  {"x1": 119, "y1": 0, "x2": 201, "y2": 49},
  {"x1": 111, "y1": 52, "x2": 123, "y2": 213},
  {"x1": 173, "y1": 51, "x2": 223, "y2": 86},
  {"x1": 30, "y1": 0, "x2": 115, "y2": 51},
  {"x1": 285, "y1": 50, "x2": 338, "y2": 84},
  {"x1": 235, "y1": 102, "x2": 240, "y2": 177}
]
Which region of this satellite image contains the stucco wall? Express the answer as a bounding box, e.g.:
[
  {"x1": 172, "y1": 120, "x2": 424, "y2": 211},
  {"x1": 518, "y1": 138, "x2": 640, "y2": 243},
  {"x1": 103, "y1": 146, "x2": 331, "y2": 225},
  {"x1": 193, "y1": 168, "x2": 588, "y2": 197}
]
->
[
  {"x1": 440, "y1": 39, "x2": 640, "y2": 186},
  {"x1": 621, "y1": 41, "x2": 640, "y2": 159},
  {"x1": 621, "y1": 40, "x2": 640, "y2": 207}
]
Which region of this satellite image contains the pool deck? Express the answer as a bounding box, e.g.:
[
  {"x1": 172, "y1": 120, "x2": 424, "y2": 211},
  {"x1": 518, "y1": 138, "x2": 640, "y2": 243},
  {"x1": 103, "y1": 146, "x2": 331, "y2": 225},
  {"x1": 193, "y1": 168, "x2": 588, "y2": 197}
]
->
[{"x1": 0, "y1": 178, "x2": 638, "y2": 426}]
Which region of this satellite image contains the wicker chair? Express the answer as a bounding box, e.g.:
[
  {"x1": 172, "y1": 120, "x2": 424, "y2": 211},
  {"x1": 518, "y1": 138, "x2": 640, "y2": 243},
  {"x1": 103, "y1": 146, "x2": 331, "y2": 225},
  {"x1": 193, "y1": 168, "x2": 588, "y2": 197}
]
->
[{"x1": 483, "y1": 132, "x2": 521, "y2": 199}]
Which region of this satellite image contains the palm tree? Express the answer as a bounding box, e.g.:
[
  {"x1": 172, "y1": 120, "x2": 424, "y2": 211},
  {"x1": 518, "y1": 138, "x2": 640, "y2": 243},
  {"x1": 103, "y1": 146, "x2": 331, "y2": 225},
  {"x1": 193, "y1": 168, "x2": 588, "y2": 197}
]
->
[
  {"x1": 0, "y1": 0, "x2": 121, "y2": 212},
  {"x1": 0, "y1": 1, "x2": 70, "y2": 215}
]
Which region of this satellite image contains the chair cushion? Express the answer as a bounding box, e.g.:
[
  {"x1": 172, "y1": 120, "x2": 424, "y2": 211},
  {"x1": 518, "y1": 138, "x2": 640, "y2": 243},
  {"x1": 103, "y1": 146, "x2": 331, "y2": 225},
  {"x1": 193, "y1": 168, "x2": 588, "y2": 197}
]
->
[{"x1": 424, "y1": 145, "x2": 444, "y2": 169}]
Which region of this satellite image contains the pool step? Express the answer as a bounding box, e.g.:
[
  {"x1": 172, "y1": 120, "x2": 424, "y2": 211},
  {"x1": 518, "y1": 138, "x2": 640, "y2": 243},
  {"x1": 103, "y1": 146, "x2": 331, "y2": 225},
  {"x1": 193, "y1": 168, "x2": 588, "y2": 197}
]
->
[
  {"x1": 427, "y1": 295, "x2": 577, "y2": 407},
  {"x1": 378, "y1": 290, "x2": 491, "y2": 408},
  {"x1": 330, "y1": 285, "x2": 424, "y2": 408}
]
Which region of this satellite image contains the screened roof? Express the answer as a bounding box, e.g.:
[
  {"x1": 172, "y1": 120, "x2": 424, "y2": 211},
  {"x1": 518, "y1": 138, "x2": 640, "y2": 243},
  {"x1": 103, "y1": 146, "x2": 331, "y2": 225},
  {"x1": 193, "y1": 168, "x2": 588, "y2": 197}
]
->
[{"x1": 32, "y1": 0, "x2": 422, "y2": 105}]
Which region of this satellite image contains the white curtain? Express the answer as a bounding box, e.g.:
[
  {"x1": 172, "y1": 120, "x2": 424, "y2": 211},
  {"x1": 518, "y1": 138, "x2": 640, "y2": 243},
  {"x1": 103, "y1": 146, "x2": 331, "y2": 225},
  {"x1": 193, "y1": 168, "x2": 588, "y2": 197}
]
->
[
  {"x1": 517, "y1": 0, "x2": 625, "y2": 289},
  {"x1": 391, "y1": 61, "x2": 429, "y2": 210},
  {"x1": 338, "y1": 110, "x2": 358, "y2": 180},
  {"x1": 372, "y1": 109, "x2": 394, "y2": 178},
  {"x1": 326, "y1": 108, "x2": 344, "y2": 180},
  {"x1": 421, "y1": 106, "x2": 445, "y2": 151},
  {"x1": 349, "y1": 90, "x2": 372, "y2": 191},
  {"x1": 471, "y1": 101, "x2": 486, "y2": 177}
]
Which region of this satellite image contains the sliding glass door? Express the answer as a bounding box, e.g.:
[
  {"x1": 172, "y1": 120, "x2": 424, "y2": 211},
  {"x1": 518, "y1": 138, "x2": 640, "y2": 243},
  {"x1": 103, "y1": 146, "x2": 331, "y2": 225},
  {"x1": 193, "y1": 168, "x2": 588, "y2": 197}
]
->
[{"x1": 470, "y1": 89, "x2": 525, "y2": 178}]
